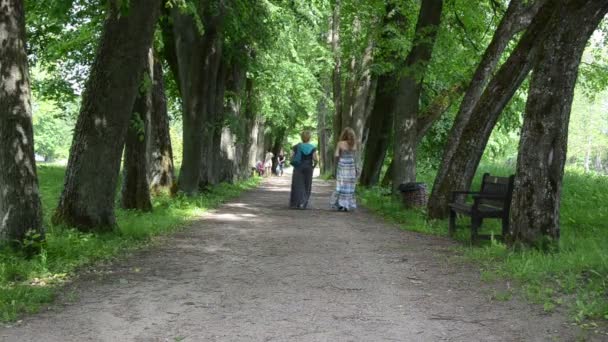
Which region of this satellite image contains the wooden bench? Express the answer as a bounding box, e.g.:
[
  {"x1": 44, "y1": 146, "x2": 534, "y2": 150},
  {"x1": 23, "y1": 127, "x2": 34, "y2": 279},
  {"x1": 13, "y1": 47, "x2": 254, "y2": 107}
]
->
[{"x1": 448, "y1": 173, "x2": 515, "y2": 242}]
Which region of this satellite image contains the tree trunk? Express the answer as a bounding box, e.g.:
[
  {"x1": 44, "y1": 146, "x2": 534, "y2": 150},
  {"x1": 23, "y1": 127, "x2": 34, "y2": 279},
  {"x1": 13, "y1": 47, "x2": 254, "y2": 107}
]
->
[
  {"x1": 584, "y1": 135, "x2": 592, "y2": 173},
  {"x1": 351, "y1": 36, "x2": 375, "y2": 148},
  {"x1": 54, "y1": 0, "x2": 160, "y2": 231},
  {"x1": 173, "y1": 5, "x2": 225, "y2": 194},
  {"x1": 148, "y1": 55, "x2": 175, "y2": 194},
  {"x1": 122, "y1": 51, "x2": 153, "y2": 211},
  {"x1": 360, "y1": 75, "x2": 395, "y2": 187},
  {"x1": 510, "y1": 0, "x2": 608, "y2": 248},
  {"x1": 239, "y1": 76, "x2": 257, "y2": 179},
  {"x1": 202, "y1": 55, "x2": 228, "y2": 186},
  {"x1": 331, "y1": 0, "x2": 342, "y2": 141},
  {"x1": 428, "y1": 0, "x2": 546, "y2": 219},
  {"x1": 317, "y1": 76, "x2": 334, "y2": 175},
  {"x1": 216, "y1": 59, "x2": 248, "y2": 183},
  {"x1": 0, "y1": 0, "x2": 44, "y2": 243},
  {"x1": 392, "y1": 0, "x2": 443, "y2": 193}
]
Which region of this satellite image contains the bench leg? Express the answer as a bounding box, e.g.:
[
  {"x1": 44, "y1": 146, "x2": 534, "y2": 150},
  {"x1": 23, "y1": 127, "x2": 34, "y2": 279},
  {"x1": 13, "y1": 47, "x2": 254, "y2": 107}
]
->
[
  {"x1": 471, "y1": 217, "x2": 482, "y2": 243},
  {"x1": 449, "y1": 209, "x2": 456, "y2": 237}
]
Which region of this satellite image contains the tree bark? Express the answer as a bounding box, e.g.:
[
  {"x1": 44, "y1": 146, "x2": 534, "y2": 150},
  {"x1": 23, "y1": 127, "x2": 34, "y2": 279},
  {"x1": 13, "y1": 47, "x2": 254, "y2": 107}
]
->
[
  {"x1": 173, "y1": 3, "x2": 225, "y2": 194},
  {"x1": 0, "y1": 0, "x2": 44, "y2": 242},
  {"x1": 510, "y1": 0, "x2": 608, "y2": 248},
  {"x1": 202, "y1": 55, "x2": 228, "y2": 186},
  {"x1": 317, "y1": 75, "x2": 334, "y2": 175},
  {"x1": 331, "y1": 0, "x2": 342, "y2": 142},
  {"x1": 147, "y1": 55, "x2": 175, "y2": 194},
  {"x1": 350, "y1": 36, "x2": 375, "y2": 148},
  {"x1": 360, "y1": 75, "x2": 395, "y2": 187},
  {"x1": 53, "y1": 0, "x2": 161, "y2": 231},
  {"x1": 216, "y1": 59, "x2": 248, "y2": 183},
  {"x1": 122, "y1": 50, "x2": 153, "y2": 212},
  {"x1": 239, "y1": 76, "x2": 257, "y2": 179},
  {"x1": 392, "y1": 0, "x2": 443, "y2": 193},
  {"x1": 428, "y1": 0, "x2": 546, "y2": 219}
]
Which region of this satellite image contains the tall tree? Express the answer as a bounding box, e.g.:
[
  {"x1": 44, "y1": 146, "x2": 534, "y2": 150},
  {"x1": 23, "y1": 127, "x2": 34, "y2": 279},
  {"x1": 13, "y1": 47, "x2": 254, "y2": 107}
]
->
[
  {"x1": 392, "y1": 0, "x2": 443, "y2": 193},
  {"x1": 169, "y1": 1, "x2": 226, "y2": 194},
  {"x1": 122, "y1": 50, "x2": 154, "y2": 211},
  {"x1": 331, "y1": 0, "x2": 342, "y2": 144},
  {"x1": 53, "y1": 0, "x2": 161, "y2": 231},
  {"x1": 427, "y1": 0, "x2": 546, "y2": 218},
  {"x1": 359, "y1": 75, "x2": 395, "y2": 186},
  {"x1": 0, "y1": 0, "x2": 44, "y2": 242},
  {"x1": 510, "y1": 0, "x2": 608, "y2": 247},
  {"x1": 147, "y1": 56, "x2": 175, "y2": 194},
  {"x1": 317, "y1": 75, "x2": 334, "y2": 175}
]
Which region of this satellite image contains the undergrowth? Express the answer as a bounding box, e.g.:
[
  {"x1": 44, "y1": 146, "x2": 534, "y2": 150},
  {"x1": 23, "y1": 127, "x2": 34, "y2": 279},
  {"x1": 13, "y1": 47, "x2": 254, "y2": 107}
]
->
[
  {"x1": 359, "y1": 163, "x2": 608, "y2": 322},
  {"x1": 0, "y1": 165, "x2": 260, "y2": 322}
]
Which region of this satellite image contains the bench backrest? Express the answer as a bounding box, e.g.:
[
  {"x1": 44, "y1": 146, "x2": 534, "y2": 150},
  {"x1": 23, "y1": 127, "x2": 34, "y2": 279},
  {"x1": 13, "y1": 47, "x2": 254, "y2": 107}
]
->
[{"x1": 479, "y1": 173, "x2": 515, "y2": 210}]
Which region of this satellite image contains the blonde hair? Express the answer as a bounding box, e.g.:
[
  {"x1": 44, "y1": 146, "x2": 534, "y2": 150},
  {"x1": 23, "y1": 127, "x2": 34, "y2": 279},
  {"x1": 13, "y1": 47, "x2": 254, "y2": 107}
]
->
[
  {"x1": 340, "y1": 127, "x2": 356, "y2": 149},
  {"x1": 301, "y1": 130, "x2": 312, "y2": 143}
]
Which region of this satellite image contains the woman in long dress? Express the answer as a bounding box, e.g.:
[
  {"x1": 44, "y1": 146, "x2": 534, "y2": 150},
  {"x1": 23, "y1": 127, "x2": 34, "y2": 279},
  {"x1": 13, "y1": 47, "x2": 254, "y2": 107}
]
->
[
  {"x1": 332, "y1": 127, "x2": 358, "y2": 212},
  {"x1": 289, "y1": 130, "x2": 318, "y2": 209}
]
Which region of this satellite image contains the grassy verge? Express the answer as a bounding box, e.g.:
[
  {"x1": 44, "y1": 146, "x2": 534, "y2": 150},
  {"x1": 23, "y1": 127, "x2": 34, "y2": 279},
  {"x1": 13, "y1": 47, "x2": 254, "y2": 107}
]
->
[
  {"x1": 0, "y1": 165, "x2": 260, "y2": 322},
  {"x1": 359, "y1": 163, "x2": 608, "y2": 322}
]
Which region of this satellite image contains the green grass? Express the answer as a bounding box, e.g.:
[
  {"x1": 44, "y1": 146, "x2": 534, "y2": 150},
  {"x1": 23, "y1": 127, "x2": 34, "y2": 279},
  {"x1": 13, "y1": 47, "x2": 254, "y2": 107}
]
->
[
  {"x1": 359, "y1": 163, "x2": 608, "y2": 322},
  {"x1": 0, "y1": 164, "x2": 260, "y2": 322}
]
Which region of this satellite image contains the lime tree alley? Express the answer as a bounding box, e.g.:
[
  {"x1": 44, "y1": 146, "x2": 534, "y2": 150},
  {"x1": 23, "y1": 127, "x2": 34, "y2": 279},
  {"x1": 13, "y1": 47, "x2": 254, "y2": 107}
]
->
[{"x1": 1, "y1": 0, "x2": 608, "y2": 250}]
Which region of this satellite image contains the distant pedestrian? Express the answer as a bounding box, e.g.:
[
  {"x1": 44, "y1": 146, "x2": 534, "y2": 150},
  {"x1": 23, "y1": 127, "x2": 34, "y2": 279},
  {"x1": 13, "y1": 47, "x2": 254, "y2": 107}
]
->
[
  {"x1": 289, "y1": 130, "x2": 318, "y2": 209},
  {"x1": 331, "y1": 127, "x2": 358, "y2": 212},
  {"x1": 277, "y1": 150, "x2": 286, "y2": 176}
]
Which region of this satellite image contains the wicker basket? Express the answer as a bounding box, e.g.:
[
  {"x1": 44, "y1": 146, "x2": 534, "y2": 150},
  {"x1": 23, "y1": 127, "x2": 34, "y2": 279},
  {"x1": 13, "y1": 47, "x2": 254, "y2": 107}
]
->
[{"x1": 399, "y1": 182, "x2": 428, "y2": 208}]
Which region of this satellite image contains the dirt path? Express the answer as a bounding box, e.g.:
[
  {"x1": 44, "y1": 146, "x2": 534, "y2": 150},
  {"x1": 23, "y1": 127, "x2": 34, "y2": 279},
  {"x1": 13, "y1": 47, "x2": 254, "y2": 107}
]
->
[{"x1": 0, "y1": 177, "x2": 587, "y2": 341}]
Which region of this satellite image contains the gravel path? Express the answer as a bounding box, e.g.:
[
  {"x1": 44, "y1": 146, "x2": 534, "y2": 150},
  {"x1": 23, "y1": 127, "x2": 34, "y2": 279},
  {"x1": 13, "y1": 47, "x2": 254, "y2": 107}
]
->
[{"x1": 0, "y1": 177, "x2": 586, "y2": 341}]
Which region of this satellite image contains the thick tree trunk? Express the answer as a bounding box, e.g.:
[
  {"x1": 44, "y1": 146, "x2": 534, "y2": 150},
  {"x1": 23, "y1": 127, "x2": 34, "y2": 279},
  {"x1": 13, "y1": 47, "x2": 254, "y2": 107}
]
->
[
  {"x1": 360, "y1": 75, "x2": 395, "y2": 187},
  {"x1": 428, "y1": 0, "x2": 546, "y2": 219},
  {"x1": 203, "y1": 56, "x2": 228, "y2": 186},
  {"x1": 121, "y1": 51, "x2": 153, "y2": 212},
  {"x1": 0, "y1": 0, "x2": 44, "y2": 242},
  {"x1": 392, "y1": 0, "x2": 443, "y2": 193},
  {"x1": 148, "y1": 56, "x2": 175, "y2": 194},
  {"x1": 54, "y1": 0, "x2": 160, "y2": 231},
  {"x1": 510, "y1": 0, "x2": 608, "y2": 248},
  {"x1": 173, "y1": 5, "x2": 225, "y2": 194},
  {"x1": 215, "y1": 59, "x2": 248, "y2": 183}
]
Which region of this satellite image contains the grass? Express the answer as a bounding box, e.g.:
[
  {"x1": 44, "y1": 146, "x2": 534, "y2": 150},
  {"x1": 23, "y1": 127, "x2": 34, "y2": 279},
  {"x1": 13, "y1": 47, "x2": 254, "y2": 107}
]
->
[
  {"x1": 0, "y1": 164, "x2": 260, "y2": 322},
  {"x1": 359, "y1": 163, "x2": 608, "y2": 322}
]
